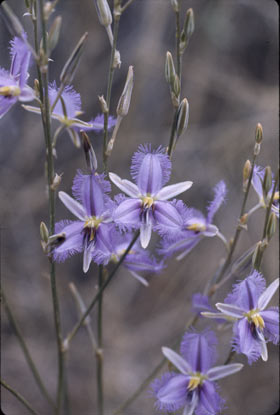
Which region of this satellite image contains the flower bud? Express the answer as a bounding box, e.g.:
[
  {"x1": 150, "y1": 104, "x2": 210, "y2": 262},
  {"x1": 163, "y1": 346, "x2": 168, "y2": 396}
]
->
[
  {"x1": 81, "y1": 131, "x2": 98, "y2": 171},
  {"x1": 266, "y1": 212, "x2": 277, "y2": 241},
  {"x1": 242, "y1": 159, "x2": 251, "y2": 191},
  {"x1": 254, "y1": 143, "x2": 261, "y2": 156},
  {"x1": 252, "y1": 241, "x2": 263, "y2": 270},
  {"x1": 180, "y1": 8, "x2": 195, "y2": 53},
  {"x1": 40, "y1": 221, "x2": 49, "y2": 243},
  {"x1": 262, "y1": 166, "x2": 272, "y2": 197},
  {"x1": 33, "y1": 79, "x2": 40, "y2": 98},
  {"x1": 113, "y1": 49, "x2": 121, "y2": 68},
  {"x1": 98, "y1": 95, "x2": 108, "y2": 113},
  {"x1": 44, "y1": 1, "x2": 58, "y2": 20},
  {"x1": 170, "y1": 0, "x2": 179, "y2": 12},
  {"x1": 117, "y1": 66, "x2": 134, "y2": 117},
  {"x1": 51, "y1": 173, "x2": 62, "y2": 190},
  {"x1": 48, "y1": 232, "x2": 66, "y2": 247},
  {"x1": 95, "y1": 0, "x2": 112, "y2": 27},
  {"x1": 171, "y1": 73, "x2": 180, "y2": 98},
  {"x1": 176, "y1": 98, "x2": 189, "y2": 138},
  {"x1": 165, "y1": 51, "x2": 176, "y2": 84},
  {"x1": 48, "y1": 16, "x2": 62, "y2": 55},
  {"x1": 60, "y1": 32, "x2": 88, "y2": 85},
  {"x1": 255, "y1": 123, "x2": 263, "y2": 144}
]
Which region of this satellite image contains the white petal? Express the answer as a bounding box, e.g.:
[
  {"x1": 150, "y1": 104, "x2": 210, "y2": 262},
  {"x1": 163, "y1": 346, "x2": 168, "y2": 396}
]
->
[
  {"x1": 203, "y1": 224, "x2": 218, "y2": 237},
  {"x1": 215, "y1": 303, "x2": 245, "y2": 318},
  {"x1": 207, "y1": 364, "x2": 243, "y2": 381},
  {"x1": 21, "y1": 104, "x2": 41, "y2": 114},
  {"x1": 161, "y1": 347, "x2": 191, "y2": 375},
  {"x1": 183, "y1": 392, "x2": 198, "y2": 415},
  {"x1": 83, "y1": 241, "x2": 94, "y2": 273},
  {"x1": 201, "y1": 312, "x2": 231, "y2": 320},
  {"x1": 260, "y1": 339, "x2": 268, "y2": 361},
  {"x1": 129, "y1": 270, "x2": 149, "y2": 286},
  {"x1": 109, "y1": 172, "x2": 140, "y2": 197},
  {"x1": 140, "y1": 221, "x2": 152, "y2": 248},
  {"x1": 58, "y1": 191, "x2": 85, "y2": 220},
  {"x1": 156, "y1": 181, "x2": 193, "y2": 201},
  {"x1": 257, "y1": 278, "x2": 279, "y2": 310}
]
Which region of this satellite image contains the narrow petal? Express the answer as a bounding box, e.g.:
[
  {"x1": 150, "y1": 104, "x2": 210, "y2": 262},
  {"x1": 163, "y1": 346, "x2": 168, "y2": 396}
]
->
[
  {"x1": 207, "y1": 363, "x2": 243, "y2": 381},
  {"x1": 182, "y1": 393, "x2": 198, "y2": 415},
  {"x1": 215, "y1": 303, "x2": 245, "y2": 318},
  {"x1": 128, "y1": 270, "x2": 149, "y2": 286},
  {"x1": 113, "y1": 199, "x2": 142, "y2": 227},
  {"x1": 161, "y1": 347, "x2": 192, "y2": 375},
  {"x1": 140, "y1": 216, "x2": 152, "y2": 248},
  {"x1": 201, "y1": 312, "x2": 232, "y2": 320},
  {"x1": 203, "y1": 224, "x2": 218, "y2": 237},
  {"x1": 58, "y1": 191, "x2": 85, "y2": 220},
  {"x1": 109, "y1": 172, "x2": 140, "y2": 197},
  {"x1": 257, "y1": 278, "x2": 279, "y2": 310},
  {"x1": 83, "y1": 240, "x2": 94, "y2": 273},
  {"x1": 156, "y1": 181, "x2": 193, "y2": 201},
  {"x1": 260, "y1": 337, "x2": 268, "y2": 361}
]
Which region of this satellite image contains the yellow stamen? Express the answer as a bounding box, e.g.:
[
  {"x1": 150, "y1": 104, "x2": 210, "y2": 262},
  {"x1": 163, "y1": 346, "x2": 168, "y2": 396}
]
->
[
  {"x1": 187, "y1": 376, "x2": 201, "y2": 391},
  {"x1": 245, "y1": 309, "x2": 265, "y2": 329},
  {"x1": 83, "y1": 216, "x2": 102, "y2": 241},
  {"x1": 186, "y1": 223, "x2": 206, "y2": 232},
  {"x1": 142, "y1": 195, "x2": 154, "y2": 208},
  {"x1": 0, "y1": 85, "x2": 21, "y2": 97}
]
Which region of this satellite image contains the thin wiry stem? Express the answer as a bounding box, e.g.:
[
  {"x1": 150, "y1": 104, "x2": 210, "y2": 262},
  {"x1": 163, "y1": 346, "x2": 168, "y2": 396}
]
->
[
  {"x1": 113, "y1": 314, "x2": 199, "y2": 415},
  {"x1": 1, "y1": 288, "x2": 55, "y2": 409},
  {"x1": 210, "y1": 151, "x2": 258, "y2": 288},
  {"x1": 103, "y1": 14, "x2": 121, "y2": 170},
  {"x1": 37, "y1": 1, "x2": 64, "y2": 413},
  {"x1": 97, "y1": 265, "x2": 104, "y2": 415},
  {"x1": 1, "y1": 378, "x2": 40, "y2": 415},
  {"x1": 121, "y1": 0, "x2": 136, "y2": 13},
  {"x1": 64, "y1": 230, "x2": 140, "y2": 347}
]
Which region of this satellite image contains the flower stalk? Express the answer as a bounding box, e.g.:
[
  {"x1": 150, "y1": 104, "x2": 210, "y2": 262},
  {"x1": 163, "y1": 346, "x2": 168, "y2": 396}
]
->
[{"x1": 1, "y1": 378, "x2": 40, "y2": 415}]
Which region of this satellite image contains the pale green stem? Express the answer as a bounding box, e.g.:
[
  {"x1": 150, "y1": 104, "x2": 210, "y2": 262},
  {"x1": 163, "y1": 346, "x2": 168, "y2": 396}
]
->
[
  {"x1": 64, "y1": 231, "x2": 140, "y2": 347},
  {"x1": 103, "y1": 14, "x2": 121, "y2": 170},
  {"x1": 247, "y1": 202, "x2": 262, "y2": 218},
  {"x1": 121, "y1": 0, "x2": 136, "y2": 13},
  {"x1": 1, "y1": 378, "x2": 40, "y2": 415},
  {"x1": 1, "y1": 288, "x2": 55, "y2": 409},
  {"x1": 97, "y1": 265, "x2": 104, "y2": 415},
  {"x1": 216, "y1": 231, "x2": 229, "y2": 252},
  {"x1": 38, "y1": 1, "x2": 64, "y2": 413}
]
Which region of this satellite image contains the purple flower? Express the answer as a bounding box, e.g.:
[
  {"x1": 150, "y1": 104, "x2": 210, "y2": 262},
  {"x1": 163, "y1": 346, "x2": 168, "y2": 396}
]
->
[
  {"x1": 53, "y1": 170, "x2": 113, "y2": 272},
  {"x1": 23, "y1": 82, "x2": 116, "y2": 146},
  {"x1": 159, "y1": 181, "x2": 227, "y2": 260},
  {"x1": 91, "y1": 228, "x2": 165, "y2": 286},
  {"x1": 109, "y1": 144, "x2": 193, "y2": 248},
  {"x1": 252, "y1": 165, "x2": 279, "y2": 217},
  {"x1": 0, "y1": 34, "x2": 34, "y2": 118},
  {"x1": 152, "y1": 330, "x2": 243, "y2": 415},
  {"x1": 212, "y1": 272, "x2": 279, "y2": 364}
]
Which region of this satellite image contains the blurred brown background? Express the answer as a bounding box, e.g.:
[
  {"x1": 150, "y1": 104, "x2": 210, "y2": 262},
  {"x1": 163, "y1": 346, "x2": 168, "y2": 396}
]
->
[{"x1": 1, "y1": 0, "x2": 279, "y2": 414}]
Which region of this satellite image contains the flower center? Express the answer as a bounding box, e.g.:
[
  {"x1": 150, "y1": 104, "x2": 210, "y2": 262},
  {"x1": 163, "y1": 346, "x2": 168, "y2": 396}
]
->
[
  {"x1": 0, "y1": 85, "x2": 21, "y2": 97},
  {"x1": 187, "y1": 372, "x2": 207, "y2": 391},
  {"x1": 244, "y1": 309, "x2": 265, "y2": 329},
  {"x1": 186, "y1": 223, "x2": 206, "y2": 232},
  {"x1": 141, "y1": 195, "x2": 154, "y2": 208},
  {"x1": 84, "y1": 216, "x2": 102, "y2": 241}
]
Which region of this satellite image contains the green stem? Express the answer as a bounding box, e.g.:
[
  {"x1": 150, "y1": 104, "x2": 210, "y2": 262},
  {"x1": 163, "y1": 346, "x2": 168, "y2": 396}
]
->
[
  {"x1": 121, "y1": 0, "x2": 136, "y2": 13},
  {"x1": 262, "y1": 174, "x2": 279, "y2": 240},
  {"x1": 97, "y1": 265, "x2": 104, "y2": 415},
  {"x1": 210, "y1": 152, "x2": 257, "y2": 288},
  {"x1": 103, "y1": 14, "x2": 121, "y2": 170},
  {"x1": 1, "y1": 288, "x2": 55, "y2": 409},
  {"x1": 1, "y1": 378, "x2": 40, "y2": 415},
  {"x1": 38, "y1": 1, "x2": 64, "y2": 413},
  {"x1": 113, "y1": 314, "x2": 199, "y2": 415},
  {"x1": 64, "y1": 231, "x2": 140, "y2": 347}
]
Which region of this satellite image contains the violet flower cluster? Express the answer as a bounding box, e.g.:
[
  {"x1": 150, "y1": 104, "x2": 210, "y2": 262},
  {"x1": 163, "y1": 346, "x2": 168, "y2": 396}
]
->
[
  {"x1": 0, "y1": 34, "x2": 34, "y2": 118},
  {"x1": 201, "y1": 271, "x2": 279, "y2": 364},
  {"x1": 152, "y1": 330, "x2": 243, "y2": 415},
  {"x1": 252, "y1": 165, "x2": 279, "y2": 217}
]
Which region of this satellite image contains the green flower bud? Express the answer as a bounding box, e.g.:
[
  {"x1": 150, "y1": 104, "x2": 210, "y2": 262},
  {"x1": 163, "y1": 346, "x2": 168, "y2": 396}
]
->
[
  {"x1": 266, "y1": 212, "x2": 277, "y2": 241},
  {"x1": 255, "y1": 123, "x2": 263, "y2": 144},
  {"x1": 48, "y1": 16, "x2": 62, "y2": 55},
  {"x1": 262, "y1": 166, "x2": 272, "y2": 197},
  {"x1": 116, "y1": 66, "x2": 134, "y2": 117},
  {"x1": 165, "y1": 51, "x2": 176, "y2": 84},
  {"x1": 95, "y1": 0, "x2": 112, "y2": 27},
  {"x1": 176, "y1": 98, "x2": 189, "y2": 138}
]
